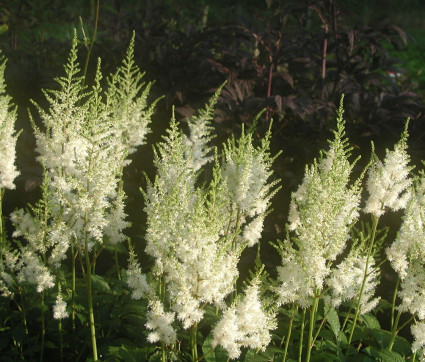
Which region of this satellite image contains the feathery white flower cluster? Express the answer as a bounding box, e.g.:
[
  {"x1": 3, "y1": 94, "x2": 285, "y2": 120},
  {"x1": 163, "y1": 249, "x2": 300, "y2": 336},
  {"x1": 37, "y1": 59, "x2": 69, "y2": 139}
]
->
[
  {"x1": 145, "y1": 300, "x2": 176, "y2": 345},
  {"x1": 276, "y1": 103, "x2": 362, "y2": 307},
  {"x1": 212, "y1": 277, "x2": 276, "y2": 359},
  {"x1": 411, "y1": 322, "x2": 425, "y2": 358},
  {"x1": 142, "y1": 116, "x2": 238, "y2": 329},
  {"x1": 326, "y1": 249, "x2": 380, "y2": 314},
  {"x1": 385, "y1": 168, "x2": 425, "y2": 355},
  {"x1": 0, "y1": 52, "x2": 19, "y2": 190},
  {"x1": 387, "y1": 173, "x2": 425, "y2": 280},
  {"x1": 126, "y1": 245, "x2": 151, "y2": 300},
  {"x1": 222, "y1": 124, "x2": 278, "y2": 219},
  {"x1": 182, "y1": 85, "x2": 224, "y2": 172},
  {"x1": 5, "y1": 32, "x2": 156, "y2": 297},
  {"x1": 53, "y1": 293, "x2": 69, "y2": 320},
  {"x1": 106, "y1": 32, "x2": 158, "y2": 157},
  {"x1": 364, "y1": 122, "x2": 412, "y2": 217}
]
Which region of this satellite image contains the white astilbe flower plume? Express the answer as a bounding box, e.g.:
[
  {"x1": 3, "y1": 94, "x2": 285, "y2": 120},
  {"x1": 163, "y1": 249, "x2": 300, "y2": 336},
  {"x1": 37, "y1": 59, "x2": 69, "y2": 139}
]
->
[
  {"x1": 411, "y1": 322, "x2": 425, "y2": 358},
  {"x1": 145, "y1": 300, "x2": 176, "y2": 345},
  {"x1": 17, "y1": 249, "x2": 54, "y2": 293},
  {"x1": 182, "y1": 84, "x2": 224, "y2": 172},
  {"x1": 387, "y1": 172, "x2": 425, "y2": 280},
  {"x1": 397, "y1": 261, "x2": 425, "y2": 320},
  {"x1": 30, "y1": 34, "x2": 134, "y2": 254},
  {"x1": 212, "y1": 306, "x2": 241, "y2": 359},
  {"x1": 212, "y1": 276, "x2": 276, "y2": 359},
  {"x1": 143, "y1": 113, "x2": 237, "y2": 329},
  {"x1": 53, "y1": 293, "x2": 69, "y2": 320},
  {"x1": 126, "y1": 244, "x2": 151, "y2": 300},
  {"x1": 364, "y1": 121, "x2": 412, "y2": 217},
  {"x1": 222, "y1": 122, "x2": 280, "y2": 219},
  {"x1": 140, "y1": 97, "x2": 279, "y2": 333},
  {"x1": 106, "y1": 31, "x2": 160, "y2": 157},
  {"x1": 326, "y1": 249, "x2": 380, "y2": 314},
  {"x1": 276, "y1": 99, "x2": 362, "y2": 306},
  {"x1": 0, "y1": 248, "x2": 21, "y2": 298},
  {"x1": 0, "y1": 51, "x2": 19, "y2": 190}
]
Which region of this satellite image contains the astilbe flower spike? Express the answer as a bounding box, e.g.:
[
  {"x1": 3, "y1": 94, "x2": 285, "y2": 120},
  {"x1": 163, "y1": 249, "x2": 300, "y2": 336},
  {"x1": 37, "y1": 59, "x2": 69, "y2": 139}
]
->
[
  {"x1": 386, "y1": 169, "x2": 425, "y2": 357},
  {"x1": 363, "y1": 120, "x2": 412, "y2": 217},
  {"x1": 275, "y1": 99, "x2": 362, "y2": 307},
  {"x1": 0, "y1": 51, "x2": 19, "y2": 190},
  {"x1": 212, "y1": 275, "x2": 277, "y2": 360}
]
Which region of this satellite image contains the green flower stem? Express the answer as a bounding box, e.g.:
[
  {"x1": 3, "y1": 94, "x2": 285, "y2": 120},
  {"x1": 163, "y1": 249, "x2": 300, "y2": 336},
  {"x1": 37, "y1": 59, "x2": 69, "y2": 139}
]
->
[
  {"x1": 312, "y1": 304, "x2": 332, "y2": 346},
  {"x1": 306, "y1": 294, "x2": 320, "y2": 362},
  {"x1": 342, "y1": 304, "x2": 354, "y2": 331},
  {"x1": 391, "y1": 277, "x2": 400, "y2": 330},
  {"x1": 191, "y1": 323, "x2": 198, "y2": 361},
  {"x1": 298, "y1": 308, "x2": 306, "y2": 362},
  {"x1": 347, "y1": 215, "x2": 379, "y2": 351},
  {"x1": 71, "y1": 245, "x2": 76, "y2": 333},
  {"x1": 84, "y1": 231, "x2": 98, "y2": 361},
  {"x1": 82, "y1": 0, "x2": 99, "y2": 88},
  {"x1": 0, "y1": 188, "x2": 4, "y2": 254},
  {"x1": 388, "y1": 310, "x2": 401, "y2": 351},
  {"x1": 59, "y1": 317, "x2": 63, "y2": 362},
  {"x1": 161, "y1": 341, "x2": 166, "y2": 362},
  {"x1": 115, "y1": 245, "x2": 121, "y2": 280},
  {"x1": 282, "y1": 304, "x2": 297, "y2": 362},
  {"x1": 40, "y1": 291, "x2": 45, "y2": 362}
]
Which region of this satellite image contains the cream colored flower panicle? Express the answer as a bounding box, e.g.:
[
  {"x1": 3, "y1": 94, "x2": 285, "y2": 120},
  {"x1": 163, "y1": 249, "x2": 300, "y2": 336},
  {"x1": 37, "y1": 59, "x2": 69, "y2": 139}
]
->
[
  {"x1": 222, "y1": 123, "x2": 279, "y2": 219},
  {"x1": 364, "y1": 121, "x2": 412, "y2": 217},
  {"x1": 106, "y1": 32, "x2": 159, "y2": 157},
  {"x1": 0, "y1": 52, "x2": 19, "y2": 190},
  {"x1": 326, "y1": 249, "x2": 380, "y2": 314},
  {"x1": 276, "y1": 100, "x2": 362, "y2": 306},
  {"x1": 387, "y1": 172, "x2": 425, "y2": 280},
  {"x1": 142, "y1": 115, "x2": 238, "y2": 329},
  {"x1": 182, "y1": 84, "x2": 224, "y2": 172},
  {"x1": 411, "y1": 322, "x2": 425, "y2": 359},
  {"x1": 212, "y1": 276, "x2": 276, "y2": 360},
  {"x1": 145, "y1": 300, "x2": 176, "y2": 345},
  {"x1": 53, "y1": 293, "x2": 69, "y2": 320}
]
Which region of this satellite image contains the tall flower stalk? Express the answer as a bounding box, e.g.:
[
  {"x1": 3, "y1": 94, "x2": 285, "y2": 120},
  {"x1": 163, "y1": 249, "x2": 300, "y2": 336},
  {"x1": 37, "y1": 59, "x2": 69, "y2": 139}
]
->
[
  {"x1": 275, "y1": 98, "x2": 362, "y2": 361},
  {"x1": 0, "y1": 50, "x2": 19, "y2": 252},
  {"x1": 347, "y1": 120, "x2": 412, "y2": 348}
]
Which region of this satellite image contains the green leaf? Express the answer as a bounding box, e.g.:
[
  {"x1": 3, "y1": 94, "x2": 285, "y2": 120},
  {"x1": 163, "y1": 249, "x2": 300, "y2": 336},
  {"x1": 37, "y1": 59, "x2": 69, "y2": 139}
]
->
[
  {"x1": 364, "y1": 346, "x2": 405, "y2": 361},
  {"x1": 359, "y1": 314, "x2": 380, "y2": 329},
  {"x1": 326, "y1": 307, "x2": 341, "y2": 341},
  {"x1": 91, "y1": 274, "x2": 111, "y2": 293},
  {"x1": 244, "y1": 349, "x2": 275, "y2": 361}
]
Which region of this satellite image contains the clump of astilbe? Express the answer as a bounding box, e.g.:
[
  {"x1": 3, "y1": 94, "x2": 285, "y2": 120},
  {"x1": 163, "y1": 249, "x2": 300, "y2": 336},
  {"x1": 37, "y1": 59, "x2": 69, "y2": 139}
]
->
[
  {"x1": 363, "y1": 120, "x2": 412, "y2": 217},
  {"x1": 275, "y1": 100, "x2": 362, "y2": 308},
  {"x1": 211, "y1": 274, "x2": 277, "y2": 360},
  {"x1": 7, "y1": 31, "x2": 157, "y2": 361},
  {"x1": 0, "y1": 51, "x2": 19, "y2": 191},
  {"x1": 106, "y1": 31, "x2": 161, "y2": 158},
  {"x1": 128, "y1": 98, "x2": 279, "y2": 360}
]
